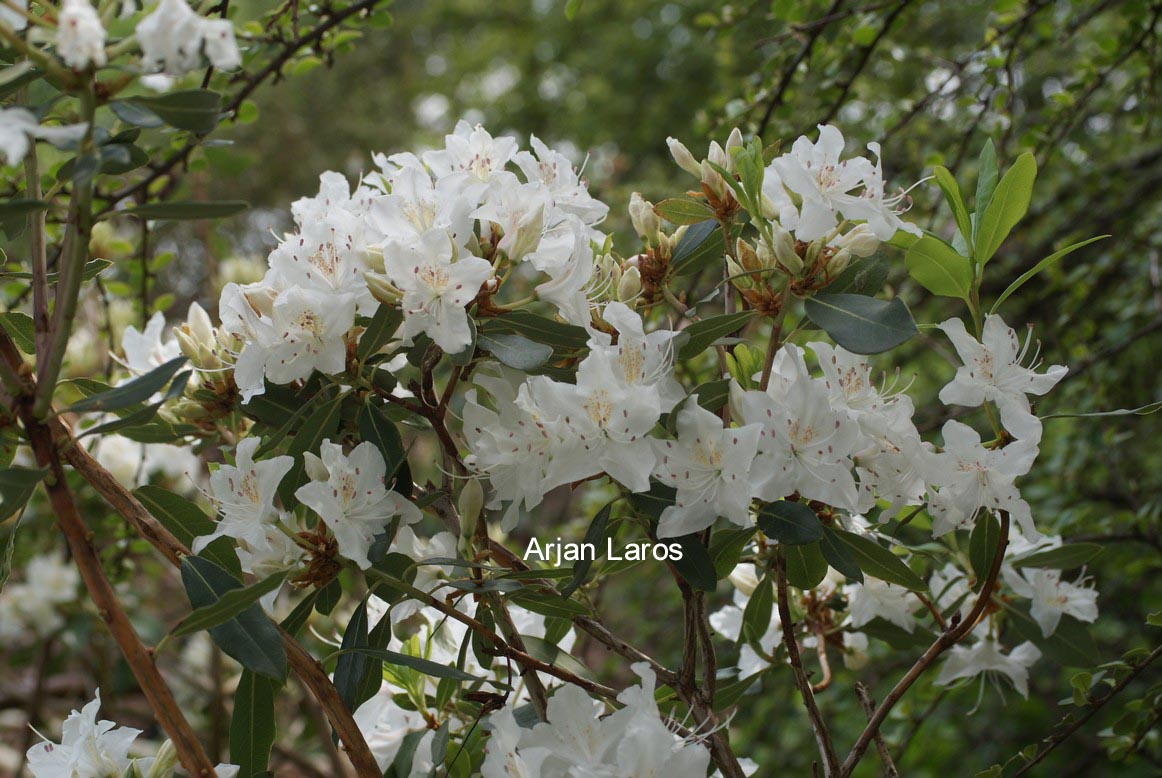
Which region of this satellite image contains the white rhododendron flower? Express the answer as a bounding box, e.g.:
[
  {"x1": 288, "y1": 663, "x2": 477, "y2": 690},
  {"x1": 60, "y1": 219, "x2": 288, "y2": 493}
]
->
[
  {"x1": 56, "y1": 0, "x2": 107, "y2": 70},
  {"x1": 1003, "y1": 566, "x2": 1099, "y2": 637},
  {"x1": 709, "y1": 564, "x2": 784, "y2": 678},
  {"x1": 0, "y1": 107, "x2": 88, "y2": 164},
  {"x1": 845, "y1": 578, "x2": 919, "y2": 633},
  {"x1": 195, "y1": 437, "x2": 293, "y2": 554},
  {"x1": 295, "y1": 440, "x2": 421, "y2": 568},
  {"x1": 925, "y1": 420, "x2": 1039, "y2": 538},
  {"x1": 653, "y1": 400, "x2": 760, "y2": 537},
  {"x1": 937, "y1": 315, "x2": 1067, "y2": 441},
  {"x1": 0, "y1": 554, "x2": 79, "y2": 643},
  {"x1": 120, "y1": 310, "x2": 182, "y2": 374},
  {"x1": 935, "y1": 638, "x2": 1042, "y2": 698},
  {"x1": 136, "y1": 0, "x2": 241, "y2": 73},
  {"x1": 25, "y1": 691, "x2": 140, "y2": 778}
]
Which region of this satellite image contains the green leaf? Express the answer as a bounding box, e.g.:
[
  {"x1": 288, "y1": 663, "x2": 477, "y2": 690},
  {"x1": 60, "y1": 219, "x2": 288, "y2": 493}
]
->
[
  {"x1": 969, "y1": 512, "x2": 1001, "y2": 589},
  {"x1": 861, "y1": 617, "x2": 936, "y2": 649},
  {"x1": 509, "y1": 589, "x2": 589, "y2": 618},
  {"x1": 280, "y1": 591, "x2": 319, "y2": 637},
  {"x1": 672, "y1": 534, "x2": 718, "y2": 591},
  {"x1": 121, "y1": 200, "x2": 249, "y2": 221},
  {"x1": 128, "y1": 89, "x2": 222, "y2": 133},
  {"x1": 628, "y1": 482, "x2": 676, "y2": 520},
  {"x1": 990, "y1": 235, "x2": 1109, "y2": 313},
  {"x1": 973, "y1": 151, "x2": 1036, "y2": 265},
  {"x1": 1013, "y1": 543, "x2": 1102, "y2": 570},
  {"x1": 654, "y1": 198, "x2": 714, "y2": 226},
  {"x1": 933, "y1": 166, "x2": 973, "y2": 252},
  {"x1": 741, "y1": 574, "x2": 774, "y2": 648},
  {"x1": 357, "y1": 401, "x2": 407, "y2": 483},
  {"x1": 180, "y1": 556, "x2": 287, "y2": 680},
  {"x1": 561, "y1": 502, "x2": 612, "y2": 598},
  {"x1": 479, "y1": 311, "x2": 589, "y2": 351},
  {"x1": 669, "y1": 219, "x2": 722, "y2": 276},
  {"x1": 77, "y1": 371, "x2": 192, "y2": 440},
  {"x1": 784, "y1": 542, "x2": 828, "y2": 589},
  {"x1": 477, "y1": 332, "x2": 553, "y2": 371},
  {"x1": 356, "y1": 306, "x2": 403, "y2": 360},
  {"x1": 709, "y1": 527, "x2": 757, "y2": 579},
  {"x1": 0, "y1": 467, "x2": 46, "y2": 517},
  {"x1": 109, "y1": 100, "x2": 166, "y2": 128},
  {"x1": 905, "y1": 236, "x2": 973, "y2": 300},
  {"x1": 974, "y1": 139, "x2": 998, "y2": 218},
  {"x1": 825, "y1": 255, "x2": 889, "y2": 296},
  {"x1": 133, "y1": 485, "x2": 241, "y2": 577},
  {"x1": 334, "y1": 600, "x2": 371, "y2": 714},
  {"x1": 519, "y1": 635, "x2": 592, "y2": 681},
  {"x1": 819, "y1": 527, "x2": 863, "y2": 582},
  {"x1": 229, "y1": 671, "x2": 276, "y2": 778},
  {"x1": 833, "y1": 529, "x2": 925, "y2": 590},
  {"x1": 757, "y1": 501, "x2": 823, "y2": 545},
  {"x1": 0, "y1": 312, "x2": 35, "y2": 354},
  {"x1": 66, "y1": 357, "x2": 188, "y2": 413},
  {"x1": 803, "y1": 294, "x2": 917, "y2": 354},
  {"x1": 171, "y1": 571, "x2": 289, "y2": 638},
  {"x1": 334, "y1": 647, "x2": 485, "y2": 683},
  {"x1": 691, "y1": 379, "x2": 731, "y2": 414},
  {"x1": 676, "y1": 311, "x2": 755, "y2": 360}
]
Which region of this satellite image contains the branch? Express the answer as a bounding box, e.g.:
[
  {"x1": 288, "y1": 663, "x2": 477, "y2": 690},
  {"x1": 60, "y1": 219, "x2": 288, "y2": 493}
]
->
[
  {"x1": 839, "y1": 511, "x2": 1011, "y2": 776},
  {"x1": 775, "y1": 548, "x2": 840, "y2": 776},
  {"x1": 854, "y1": 683, "x2": 900, "y2": 778},
  {"x1": 755, "y1": 0, "x2": 845, "y2": 138}
]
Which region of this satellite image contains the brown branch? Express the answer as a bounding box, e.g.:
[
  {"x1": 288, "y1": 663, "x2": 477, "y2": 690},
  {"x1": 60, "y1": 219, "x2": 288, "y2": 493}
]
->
[
  {"x1": 755, "y1": 0, "x2": 845, "y2": 138},
  {"x1": 775, "y1": 549, "x2": 840, "y2": 776},
  {"x1": 854, "y1": 683, "x2": 900, "y2": 778},
  {"x1": 840, "y1": 511, "x2": 1011, "y2": 776}
]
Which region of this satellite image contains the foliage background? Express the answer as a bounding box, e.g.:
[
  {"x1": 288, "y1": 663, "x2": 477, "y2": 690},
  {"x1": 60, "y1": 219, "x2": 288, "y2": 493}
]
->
[{"x1": 3, "y1": 0, "x2": 1160, "y2": 775}]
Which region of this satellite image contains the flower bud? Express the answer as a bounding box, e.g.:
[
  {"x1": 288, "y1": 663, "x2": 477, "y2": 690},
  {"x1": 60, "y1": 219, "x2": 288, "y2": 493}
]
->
[
  {"x1": 364, "y1": 272, "x2": 403, "y2": 305},
  {"x1": 736, "y1": 238, "x2": 760, "y2": 273},
  {"x1": 828, "y1": 247, "x2": 852, "y2": 277},
  {"x1": 725, "y1": 127, "x2": 744, "y2": 156},
  {"x1": 700, "y1": 160, "x2": 725, "y2": 199},
  {"x1": 707, "y1": 141, "x2": 729, "y2": 171},
  {"x1": 834, "y1": 224, "x2": 880, "y2": 257},
  {"x1": 457, "y1": 478, "x2": 484, "y2": 558},
  {"x1": 628, "y1": 193, "x2": 660, "y2": 245},
  {"x1": 617, "y1": 265, "x2": 642, "y2": 301},
  {"x1": 728, "y1": 562, "x2": 760, "y2": 596},
  {"x1": 666, "y1": 137, "x2": 702, "y2": 177},
  {"x1": 726, "y1": 256, "x2": 751, "y2": 289},
  {"x1": 146, "y1": 740, "x2": 178, "y2": 778},
  {"x1": 500, "y1": 204, "x2": 545, "y2": 262},
  {"x1": 768, "y1": 222, "x2": 801, "y2": 273}
]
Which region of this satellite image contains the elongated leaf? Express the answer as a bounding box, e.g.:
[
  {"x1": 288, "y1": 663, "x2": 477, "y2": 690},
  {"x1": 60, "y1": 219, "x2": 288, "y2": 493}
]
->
[
  {"x1": 758, "y1": 501, "x2": 823, "y2": 545},
  {"x1": 709, "y1": 527, "x2": 756, "y2": 579},
  {"x1": 0, "y1": 467, "x2": 46, "y2": 517},
  {"x1": 477, "y1": 332, "x2": 553, "y2": 370},
  {"x1": 672, "y1": 534, "x2": 718, "y2": 591},
  {"x1": 0, "y1": 312, "x2": 35, "y2": 353},
  {"x1": 654, "y1": 198, "x2": 714, "y2": 225},
  {"x1": 334, "y1": 601, "x2": 370, "y2": 713},
  {"x1": 109, "y1": 100, "x2": 165, "y2": 128},
  {"x1": 825, "y1": 255, "x2": 889, "y2": 296},
  {"x1": 676, "y1": 311, "x2": 755, "y2": 360},
  {"x1": 628, "y1": 482, "x2": 676, "y2": 520},
  {"x1": 509, "y1": 589, "x2": 588, "y2": 618},
  {"x1": 833, "y1": 529, "x2": 925, "y2": 590},
  {"x1": 128, "y1": 89, "x2": 222, "y2": 133},
  {"x1": 77, "y1": 371, "x2": 191, "y2": 440},
  {"x1": 974, "y1": 152, "x2": 1036, "y2": 265},
  {"x1": 280, "y1": 591, "x2": 319, "y2": 637},
  {"x1": 905, "y1": 236, "x2": 973, "y2": 300},
  {"x1": 172, "y1": 571, "x2": 288, "y2": 637},
  {"x1": 180, "y1": 556, "x2": 287, "y2": 680},
  {"x1": 357, "y1": 401, "x2": 407, "y2": 482},
  {"x1": 278, "y1": 392, "x2": 345, "y2": 506},
  {"x1": 561, "y1": 502, "x2": 613, "y2": 598},
  {"x1": 66, "y1": 357, "x2": 188, "y2": 413},
  {"x1": 784, "y1": 542, "x2": 828, "y2": 589},
  {"x1": 479, "y1": 311, "x2": 588, "y2": 351},
  {"x1": 991, "y1": 235, "x2": 1109, "y2": 313},
  {"x1": 334, "y1": 647, "x2": 484, "y2": 683},
  {"x1": 356, "y1": 306, "x2": 403, "y2": 360},
  {"x1": 669, "y1": 219, "x2": 720, "y2": 275},
  {"x1": 974, "y1": 139, "x2": 998, "y2": 218},
  {"x1": 820, "y1": 527, "x2": 863, "y2": 582},
  {"x1": 741, "y1": 574, "x2": 774, "y2": 648},
  {"x1": 122, "y1": 201, "x2": 249, "y2": 221},
  {"x1": 229, "y1": 671, "x2": 276, "y2": 778},
  {"x1": 933, "y1": 166, "x2": 973, "y2": 252},
  {"x1": 519, "y1": 635, "x2": 592, "y2": 681},
  {"x1": 803, "y1": 294, "x2": 917, "y2": 354},
  {"x1": 969, "y1": 512, "x2": 1002, "y2": 588},
  {"x1": 134, "y1": 485, "x2": 241, "y2": 577},
  {"x1": 1013, "y1": 543, "x2": 1102, "y2": 570}
]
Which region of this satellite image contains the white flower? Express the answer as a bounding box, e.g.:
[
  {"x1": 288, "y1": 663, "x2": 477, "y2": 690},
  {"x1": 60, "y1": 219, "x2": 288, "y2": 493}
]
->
[
  {"x1": 531, "y1": 215, "x2": 603, "y2": 327},
  {"x1": 353, "y1": 687, "x2": 433, "y2": 774},
  {"x1": 935, "y1": 637, "x2": 1041, "y2": 698},
  {"x1": 367, "y1": 165, "x2": 479, "y2": 250},
  {"x1": 26, "y1": 690, "x2": 140, "y2": 778},
  {"x1": 0, "y1": 107, "x2": 88, "y2": 165},
  {"x1": 120, "y1": 311, "x2": 182, "y2": 374},
  {"x1": 925, "y1": 420, "x2": 1039, "y2": 539},
  {"x1": 136, "y1": 0, "x2": 241, "y2": 73},
  {"x1": 1003, "y1": 567, "x2": 1098, "y2": 637},
  {"x1": 845, "y1": 578, "x2": 918, "y2": 633},
  {"x1": 472, "y1": 172, "x2": 552, "y2": 262},
  {"x1": 937, "y1": 315, "x2": 1067, "y2": 441},
  {"x1": 594, "y1": 301, "x2": 684, "y2": 411},
  {"x1": 423, "y1": 120, "x2": 518, "y2": 183},
  {"x1": 514, "y1": 134, "x2": 609, "y2": 225},
  {"x1": 1, "y1": 0, "x2": 27, "y2": 31},
  {"x1": 929, "y1": 562, "x2": 973, "y2": 626},
  {"x1": 295, "y1": 440, "x2": 421, "y2": 569},
  {"x1": 383, "y1": 228, "x2": 492, "y2": 353},
  {"x1": 56, "y1": 0, "x2": 107, "y2": 70},
  {"x1": 652, "y1": 401, "x2": 760, "y2": 537},
  {"x1": 709, "y1": 564, "x2": 783, "y2": 678},
  {"x1": 195, "y1": 437, "x2": 293, "y2": 554}
]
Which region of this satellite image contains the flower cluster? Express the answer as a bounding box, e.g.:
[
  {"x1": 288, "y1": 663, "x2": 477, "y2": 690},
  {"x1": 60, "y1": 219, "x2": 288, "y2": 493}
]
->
[{"x1": 0, "y1": 554, "x2": 79, "y2": 644}]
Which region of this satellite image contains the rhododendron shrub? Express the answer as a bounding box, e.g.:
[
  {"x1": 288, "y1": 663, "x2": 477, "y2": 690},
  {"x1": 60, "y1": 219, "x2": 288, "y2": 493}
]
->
[{"x1": 0, "y1": 3, "x2": 1144, "y2": 777}]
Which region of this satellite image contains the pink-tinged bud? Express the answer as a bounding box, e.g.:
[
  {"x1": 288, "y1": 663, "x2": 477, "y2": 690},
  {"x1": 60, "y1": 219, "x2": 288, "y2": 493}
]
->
[
  {"x1": 666, "y1": 137, "x2": 701, "y2": 177},
  {"x1": 700, "y1": 160, "x2": 726, "y2": 199},
  {"x1": 736, "y1": 238, "x2": 760, "y2": 272}
]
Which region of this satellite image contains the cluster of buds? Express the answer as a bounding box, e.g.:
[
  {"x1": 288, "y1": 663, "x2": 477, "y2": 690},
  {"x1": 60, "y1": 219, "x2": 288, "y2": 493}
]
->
[
  {"x1": 170, "y1": 303, "x2": 239, "y2": 422},
  {"x1": 625, "y1": 193, "x2": 689, "y2": 304},
  {"x1": 667, "y1": 129, "x2": 745, "y2": 218}
]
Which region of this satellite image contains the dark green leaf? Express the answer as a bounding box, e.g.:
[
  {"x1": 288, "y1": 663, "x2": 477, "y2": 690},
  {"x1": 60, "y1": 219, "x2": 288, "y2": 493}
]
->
[
  {"x1": 479, "y1": 311, "x2": 588, "y2": 351},
  {"x1": 825, "y1": 255, "x2": 889, "y2": 296},
  {"x1": 1004, "y1": 604, "x2": 1098, "y2": 666},
  {"x1": 334, "y1": 647, "x2": 485, "y2": 683},
  {"x1": 820, "y1": 527, "x2": 863, "y2": 582},
  {"x1": 0, "y1": 467, "x2": 46, "y2": 517},
  {"x1": 628, "y1": 482, "x2": 676, "y2": 520},
  {"x1": 758, "y1": 501, "x2": 823, "y2": 545},
  {"x1": 334, "y1": 600, "x2": 370, "y2": 713},
  {"x1": 0, "y1": 312, "x2": 35, "y2": 354},
  {"x1": 172, "y1": 571, "x2": 288, "y2": 637},
  {"x1": 741, "y1": 574, "x2": 774, "y2": 647},
  {"x1": 669, "y1": 219, "x2": 720, "y2": 276},
  {"x1": 672, "y1": 535, "x2": 718, "y2": 591},
  {"x1": 561, "y1": 502, "x2": 613, "y2": 598},
  {"x1": 1013, "y1": 543, "x2": 1102, "y2": 570},
  {"x1": 709, "y1": 527, "x2": 757, "y2": 579},
  {"x1": 278, "y1": 392, "x2": 345, "y2": 506},
  {"x1": 180, "y1": 556, "x2": 287, "y2": 680},
  {"x1": 833, "y1": 529, "x2": 924, "y2": 590},
  {"x1": 969, "y1": 512, "x2": 1001, "y2": 590},
  {"x1": 66, "y1": 357, "x2": 188, "y2": 413},
  {"x1": 128, "y1": 89, "x2": 222, "y2": 133},
  {"x1": 803, "y1": 294, "x2": 917, "y2": 354},
  {"x1": 133, "y1": 485, "x2": 241, "y2": 577},
  {"x1": 229, "y1": 671, "x2": 276, "y2": 778},
  {"x1": 676, "y1": 311, "x2": 755, "y2": 360},
  {"x1": 356, "y1": 306, "x2": 403, "y2": 361},
  {"x1": 109, "y1": 100, "x2": 165, "y2": 128},
  {"x1": 784, "y1": 542, "x2": 829, "y2": 589},
  {"x1": 477, "y1": 332, "x2": 553, "y2": 370},
  {"x1": 357, "y1": 401, "x2": 407, "y2": 482}
]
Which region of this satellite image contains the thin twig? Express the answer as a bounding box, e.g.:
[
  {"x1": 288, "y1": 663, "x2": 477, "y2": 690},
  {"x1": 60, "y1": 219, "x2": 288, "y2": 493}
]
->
[{"x1": 854, "y1": 683, "x2": 900, "y2": 778}]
